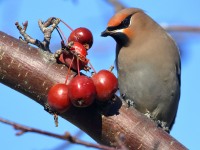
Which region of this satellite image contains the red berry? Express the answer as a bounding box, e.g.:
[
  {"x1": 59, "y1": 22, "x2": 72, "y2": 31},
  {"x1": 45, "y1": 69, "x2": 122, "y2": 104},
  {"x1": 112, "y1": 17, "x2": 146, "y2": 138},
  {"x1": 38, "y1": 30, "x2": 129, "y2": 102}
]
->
[
  {"x1": 92, "y1": 70, "x2": 118, "y2": 102},
  {"x1": 58, "y1": 51, "x2": 88, "y2": 71},
  {"x1": 47, "y1": 84, "x2": 71, "y2": 113},
  {"x1": 68, "y1": 27, "x2": 93, "y2": 50},
  {"x1": 68, "y1": 75, "x2": 96, "y2": 107},
  {"x1": 69, "y1": 42, "x2": 87, "y2": 59}
]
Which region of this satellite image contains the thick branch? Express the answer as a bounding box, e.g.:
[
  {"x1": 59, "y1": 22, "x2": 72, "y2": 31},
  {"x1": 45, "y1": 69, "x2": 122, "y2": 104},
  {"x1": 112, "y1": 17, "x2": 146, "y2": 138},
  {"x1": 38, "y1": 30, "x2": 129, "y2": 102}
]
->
[{"x1": 0, "y1": 31, "x2": 187, "y2": 149}]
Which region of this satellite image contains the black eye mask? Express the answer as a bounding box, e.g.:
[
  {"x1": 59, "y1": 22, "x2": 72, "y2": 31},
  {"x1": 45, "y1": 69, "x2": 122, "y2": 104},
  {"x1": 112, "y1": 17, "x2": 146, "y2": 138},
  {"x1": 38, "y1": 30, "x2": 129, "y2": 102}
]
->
[{"x1": 107, "y1": 14, "x2": 132, "y2": 31}]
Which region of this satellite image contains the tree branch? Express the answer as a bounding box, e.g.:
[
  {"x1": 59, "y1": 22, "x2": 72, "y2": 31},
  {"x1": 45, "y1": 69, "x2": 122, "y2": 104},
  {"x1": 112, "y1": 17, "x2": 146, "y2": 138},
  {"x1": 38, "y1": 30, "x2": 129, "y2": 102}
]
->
[
  {"x1": 163, "y1": 25, "x2": 200, "y2": 32},
  {"x1": 104, "y1": 0, "x2": 125, "y2": 12},
  {"x1": 0, "y1": 117, "x2": 115, "y2": 150},
  {"x1": 104, "y1": 0, "x2": 200, "y2": 33},
  {"x1": 0, "y1": 31, "x2": 187, "y2": 149}
]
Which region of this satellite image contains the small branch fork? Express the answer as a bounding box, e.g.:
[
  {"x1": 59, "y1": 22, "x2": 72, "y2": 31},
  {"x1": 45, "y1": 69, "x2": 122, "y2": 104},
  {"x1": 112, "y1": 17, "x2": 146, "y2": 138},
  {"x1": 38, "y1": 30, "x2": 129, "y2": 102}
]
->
[
  {"x1": 15, "y1": 17, "x2": 91, "y2": 72},
  {"x1": 0, "y1": 117, "x2": 116, "y2": 150},
  {"x1": 15, "y1": 17, "x2": 60, "y2": 52}
]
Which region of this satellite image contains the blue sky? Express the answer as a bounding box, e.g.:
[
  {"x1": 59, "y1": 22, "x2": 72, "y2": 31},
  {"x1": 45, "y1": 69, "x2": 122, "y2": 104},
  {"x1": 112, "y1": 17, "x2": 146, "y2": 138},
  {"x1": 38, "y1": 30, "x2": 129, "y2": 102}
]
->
[{"x1": 0, "y1": 0, "x2": 200, "y2": 149}]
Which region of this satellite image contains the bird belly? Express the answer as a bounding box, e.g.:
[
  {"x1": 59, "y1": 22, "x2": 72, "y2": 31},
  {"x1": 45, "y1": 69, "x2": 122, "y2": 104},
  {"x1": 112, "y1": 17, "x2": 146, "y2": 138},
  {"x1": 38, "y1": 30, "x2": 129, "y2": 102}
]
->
[{"x1": 118, "y1": 62, "x2": 179, "y2": 125}]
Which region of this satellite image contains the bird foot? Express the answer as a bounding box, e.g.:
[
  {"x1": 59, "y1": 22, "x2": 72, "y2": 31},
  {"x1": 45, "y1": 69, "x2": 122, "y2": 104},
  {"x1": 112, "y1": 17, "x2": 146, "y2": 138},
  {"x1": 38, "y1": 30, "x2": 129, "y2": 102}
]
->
[
  {"x1": 144, "y1": 110, "x2": 170, "y2": 133},
  {"x1": 144, "y1": 110, "x2": 152, "y2": 119},
  {"x1": 54, "y1": 49, "x2": 63, "y2": 59},
  {"x1": 125, "y1": 99, "x2": 135, "y2": 107},
  {"x1": 121, "y1": 93, "x2": 135, "y2": 107},
  {"x1": 156, "y1": 120, "x2": 170, "y2": 133},
  {"x1": 44, "y1": 102, "x2": 55, "y2": 115}
]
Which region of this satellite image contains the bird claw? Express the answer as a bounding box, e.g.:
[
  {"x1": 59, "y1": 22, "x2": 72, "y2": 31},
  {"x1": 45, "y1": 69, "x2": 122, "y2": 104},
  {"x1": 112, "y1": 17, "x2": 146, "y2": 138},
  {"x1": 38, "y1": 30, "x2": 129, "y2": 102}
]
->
[
  {"x1": 125, "y1": 99, "x2": 135, "y2": 107},
  {"x1": 121, "y1": 94, "x2": 170, "y2": 133},
  {"x1": 44, "y1": 102, "x2": 54, "y2": 115},
  {"x1": 156, "y1": 120, "x2": 170, "y2": 133},
  {"x1": 144, "y1": 110, "x2": 152, "y2": 118},
  {"x1": 54, "y1": 49, "x2": 63, "y2": 59},
  {"x1": 144, "y1": 110, "x2": 170, "y2": 132},
  {"x1": 121, "y1": 94, "x2": 135, "y2": 107}
]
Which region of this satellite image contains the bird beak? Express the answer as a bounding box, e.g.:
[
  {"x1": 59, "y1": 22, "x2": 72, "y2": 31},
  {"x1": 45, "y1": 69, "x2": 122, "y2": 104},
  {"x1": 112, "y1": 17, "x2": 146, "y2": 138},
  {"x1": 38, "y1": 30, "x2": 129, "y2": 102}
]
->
[{"x1": 101, "y1": 29, "x2": 110, "y2": 37}]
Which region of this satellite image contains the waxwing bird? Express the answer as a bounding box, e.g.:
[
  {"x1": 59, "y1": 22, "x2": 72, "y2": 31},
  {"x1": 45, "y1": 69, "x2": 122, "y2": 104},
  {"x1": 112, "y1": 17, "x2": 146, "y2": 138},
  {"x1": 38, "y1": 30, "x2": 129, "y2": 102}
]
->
[{"x1": 101, "y1": 8, "x2": 181, "y2": 132}]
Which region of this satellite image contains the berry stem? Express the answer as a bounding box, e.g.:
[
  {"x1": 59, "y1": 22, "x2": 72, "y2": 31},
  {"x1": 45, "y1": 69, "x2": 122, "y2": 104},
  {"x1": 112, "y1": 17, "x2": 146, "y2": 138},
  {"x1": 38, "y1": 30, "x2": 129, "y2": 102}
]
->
[
  {"x1": 77, "y1": 58, "x2": 80, "y2": 76},
  {"x1": 88, "y1": 60, "x2": 96, "y2": 74},
  {"x1": 109, "y1": 65, "x2": 114, "y2": 72},
  {"x1": 55, "y1": 27, "x2": 64, "y2": 41},
  {"x1": 60, "y1": 19, "x2": 73, "y2": 31},
  {"x1": 56, "y1": 26, "x2": 68, "y2": 44},
  {"x1": 65, "y1": 56, "x2": 75, "y2": 84},
  {"x1": 54, "y1": 113, "x2": 58, "y2": 127}
]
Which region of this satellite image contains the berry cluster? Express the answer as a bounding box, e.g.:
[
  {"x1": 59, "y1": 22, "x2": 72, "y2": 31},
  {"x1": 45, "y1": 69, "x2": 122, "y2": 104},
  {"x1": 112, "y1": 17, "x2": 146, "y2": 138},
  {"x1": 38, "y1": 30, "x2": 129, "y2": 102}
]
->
[
  {"x1": 47, "y1": 20, "x2": 118, "y2": 121},
  {"x1": 56, "y1": 27, "x2": 93, "y2": 71}
]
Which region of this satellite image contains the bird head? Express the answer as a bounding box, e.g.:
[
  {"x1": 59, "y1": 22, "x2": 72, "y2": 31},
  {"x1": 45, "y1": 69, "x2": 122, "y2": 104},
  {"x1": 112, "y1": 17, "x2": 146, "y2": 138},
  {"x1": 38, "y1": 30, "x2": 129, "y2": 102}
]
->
[{"x1": 101, "y1": 8, "x2": 145, "y2": 47}]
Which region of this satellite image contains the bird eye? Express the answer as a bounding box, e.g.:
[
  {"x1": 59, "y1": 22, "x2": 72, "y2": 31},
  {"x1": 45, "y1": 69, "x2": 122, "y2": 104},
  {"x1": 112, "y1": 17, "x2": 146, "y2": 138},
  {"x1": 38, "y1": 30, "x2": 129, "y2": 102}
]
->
[
  {"x1": 121, "y1": 15, "x2": 132, "y2": 28},
  {"x1": 107, "y1": 14, "x2": 132, "y2": 31}
]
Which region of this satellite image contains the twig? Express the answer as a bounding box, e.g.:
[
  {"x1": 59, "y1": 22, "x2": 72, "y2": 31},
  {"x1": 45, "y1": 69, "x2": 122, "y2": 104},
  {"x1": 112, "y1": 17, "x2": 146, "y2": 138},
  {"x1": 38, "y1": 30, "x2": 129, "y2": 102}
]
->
[
  {"x1": 104, "y1": 0, "x2": 200, "y2": 33},
  {"x1": 38, "y1": 17, "x2": 60, "y2": 51},
  {"x1": 52, "y1": 130, "x2": 84, "y2": 150},
  {"x1": 15, "y1": 17, "x2": 60, "y2": 52},
  {"x1": 104, "y1": 0, "x2": 125, "y2": 12},
  {"x1": 162, "y1": 25, "x2": 200, "y2": 32},
  {"x1": 15, "y1": 21, "x2": 37, "y2": 44},
  {"x1": 0, "y1": 117, "x2": 115, "y2": 150}
]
